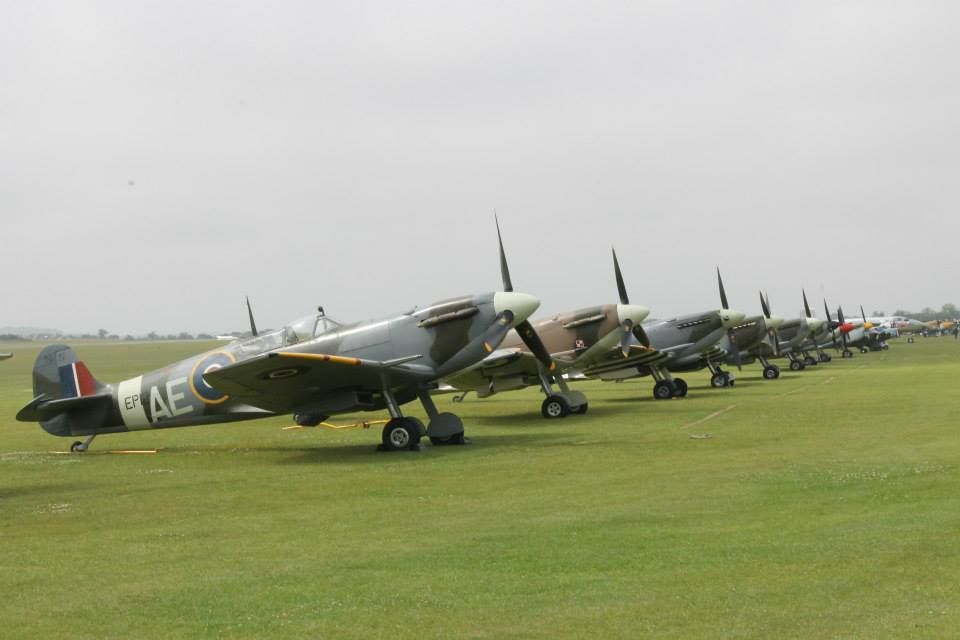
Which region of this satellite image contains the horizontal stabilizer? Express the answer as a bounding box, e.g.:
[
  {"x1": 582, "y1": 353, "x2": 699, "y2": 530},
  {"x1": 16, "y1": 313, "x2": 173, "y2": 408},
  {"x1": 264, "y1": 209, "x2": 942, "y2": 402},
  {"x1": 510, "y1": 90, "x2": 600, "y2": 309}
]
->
[{"x1": 17, "y1": 392, "x2": 113, "y2": 423}]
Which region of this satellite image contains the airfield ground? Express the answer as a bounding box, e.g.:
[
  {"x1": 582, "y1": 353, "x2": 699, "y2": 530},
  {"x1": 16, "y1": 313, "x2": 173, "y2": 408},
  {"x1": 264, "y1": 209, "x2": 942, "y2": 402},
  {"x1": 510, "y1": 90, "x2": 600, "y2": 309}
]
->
[{"x1": 1, "y1": 339, "x2": 958, "y2": 638}]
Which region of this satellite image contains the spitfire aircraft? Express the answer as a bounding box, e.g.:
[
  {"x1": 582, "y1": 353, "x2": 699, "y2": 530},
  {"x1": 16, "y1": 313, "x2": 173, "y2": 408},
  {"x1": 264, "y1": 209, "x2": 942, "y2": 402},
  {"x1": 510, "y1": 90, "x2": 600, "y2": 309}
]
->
[
  {"x1": 578, "y1": 262, "x2": 746, "y2": 399},
  {"x1": 17, "y1": 247, "x2": 543, "y2": 453},
  {"x1": 443, "y1": 245, "x2": 652, "y2": 418},
  {"x1": 760, "y1": 291, "x2": 825, "y2": 371},
  {"x1": 708, "y1": 272, "x2": 785, "y2": 383}
]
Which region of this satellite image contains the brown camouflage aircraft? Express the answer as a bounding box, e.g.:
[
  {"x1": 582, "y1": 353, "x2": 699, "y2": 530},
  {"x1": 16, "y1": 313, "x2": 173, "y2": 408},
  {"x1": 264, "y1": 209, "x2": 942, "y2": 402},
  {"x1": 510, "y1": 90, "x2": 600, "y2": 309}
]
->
[
  {"x1": 17, "y1": 238, "x2": 544, "y2": 453},
  {"x1": 575, "y1": 260, "x2": 746, "y2": 399},
  {"x1": 443, "y1": 246, "x2": 652, "y2": 418}
]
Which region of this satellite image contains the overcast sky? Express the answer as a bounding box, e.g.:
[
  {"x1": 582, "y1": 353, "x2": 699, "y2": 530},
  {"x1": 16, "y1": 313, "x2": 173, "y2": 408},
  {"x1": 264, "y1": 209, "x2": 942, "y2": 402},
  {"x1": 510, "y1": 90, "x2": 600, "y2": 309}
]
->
[{"x1": 3, "y1": 1, "x2": 959, "y2": 334}]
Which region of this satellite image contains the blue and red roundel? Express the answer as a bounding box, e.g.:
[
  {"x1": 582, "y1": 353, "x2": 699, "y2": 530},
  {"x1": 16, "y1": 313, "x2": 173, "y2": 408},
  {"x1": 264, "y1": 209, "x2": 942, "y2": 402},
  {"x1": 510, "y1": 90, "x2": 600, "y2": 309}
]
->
[{"x1": 189, "y1": 351, "x2": 236, "y2": 404}]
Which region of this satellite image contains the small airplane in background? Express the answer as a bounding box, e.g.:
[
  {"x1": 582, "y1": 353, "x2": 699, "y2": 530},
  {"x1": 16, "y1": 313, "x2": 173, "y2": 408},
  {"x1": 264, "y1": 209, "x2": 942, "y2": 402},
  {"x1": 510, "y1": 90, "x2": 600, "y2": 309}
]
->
[
  {"x1": 0, "y1": 353, "x2": 12, "y2": 360},
  {"x1": 17, "y1": 232, "x2": 543, "y2": 453}
]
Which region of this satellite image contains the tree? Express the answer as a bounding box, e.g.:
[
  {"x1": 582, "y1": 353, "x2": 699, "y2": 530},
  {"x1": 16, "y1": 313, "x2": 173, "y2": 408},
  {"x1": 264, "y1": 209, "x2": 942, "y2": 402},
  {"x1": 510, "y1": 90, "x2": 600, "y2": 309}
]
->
[{"x1": 97, "y1": 328, "x2": 108, "y2": 340}]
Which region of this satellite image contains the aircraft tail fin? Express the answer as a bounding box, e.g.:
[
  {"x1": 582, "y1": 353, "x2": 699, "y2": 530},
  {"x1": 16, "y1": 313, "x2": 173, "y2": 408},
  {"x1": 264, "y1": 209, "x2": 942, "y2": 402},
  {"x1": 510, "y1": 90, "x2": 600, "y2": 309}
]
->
[{"x1": 17, "y1": 345, "x2": 112, "y2": 436}]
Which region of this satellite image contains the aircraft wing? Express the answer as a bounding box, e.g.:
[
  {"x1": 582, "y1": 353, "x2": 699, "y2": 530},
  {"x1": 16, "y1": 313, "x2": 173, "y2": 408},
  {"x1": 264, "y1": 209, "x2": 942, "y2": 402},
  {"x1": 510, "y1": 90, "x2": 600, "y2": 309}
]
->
[
  {"x1": 442, "y1": 348, "x2": 547, "y2": 392},
  {"x1": 202, "y1": 351, "x2": 433, "y2": 413}
]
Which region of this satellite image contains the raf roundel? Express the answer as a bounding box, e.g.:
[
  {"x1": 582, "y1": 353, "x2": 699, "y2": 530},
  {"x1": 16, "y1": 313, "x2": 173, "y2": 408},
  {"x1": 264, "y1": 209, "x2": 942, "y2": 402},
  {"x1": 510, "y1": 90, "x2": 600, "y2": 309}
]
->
[{"x1": 189, "y1": 351, "x2": 236, "y2": 404}]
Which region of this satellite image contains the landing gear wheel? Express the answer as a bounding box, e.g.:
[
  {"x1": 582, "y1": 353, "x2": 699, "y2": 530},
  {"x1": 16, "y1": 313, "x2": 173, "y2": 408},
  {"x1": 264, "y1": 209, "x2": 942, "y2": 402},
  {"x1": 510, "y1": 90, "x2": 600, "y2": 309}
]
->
[
  {"x1": 860, "y1": 346, "x2": 869, "y2": 353},
  {"x1": 381, "y1": 418, "x2": 421, "y2": 452},
  {"x1": 819, "y1": 353, "x2": 832, "y2": 363},
  {"x1": 789, "y1": 360, "x2": 804, "y2": 372},
  {"x1": 70, "y1": 441, "x2": 86, "y2": 453},
  {"x1": 710, "y1": 372, "x2": 728, "y2": 388},
  {"x1": 803, "y1": 356, "x2": 817, "y2": 366},
  {"x1": 653, "y1": 381, "x2": 673, "y2": 400},
  {"x1": 762, "y1": 365, "x2": 780, "y2": 380},
  {"x1": 842, "y1": 349, "x2": 853, "y2": 358},
  {"x1": 907, "y1": 336, "x2": 915, "y2": 343},
  {"x1": 570, "y1": 403, "x2": 588, "y2": 415},
  {"x1": 672, "y1": 378, "x2": 689, "y2": 397},
  {"x1": 541, "y1": 395, "x2": 570, "y2": 419}
]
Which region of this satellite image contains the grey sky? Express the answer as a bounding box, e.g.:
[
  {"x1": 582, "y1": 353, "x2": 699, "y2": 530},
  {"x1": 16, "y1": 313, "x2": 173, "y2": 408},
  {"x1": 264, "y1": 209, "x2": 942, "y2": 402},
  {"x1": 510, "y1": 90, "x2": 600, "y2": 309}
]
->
[{"x1": 3, "y1": 1, "x2": 959, "y2": 334}]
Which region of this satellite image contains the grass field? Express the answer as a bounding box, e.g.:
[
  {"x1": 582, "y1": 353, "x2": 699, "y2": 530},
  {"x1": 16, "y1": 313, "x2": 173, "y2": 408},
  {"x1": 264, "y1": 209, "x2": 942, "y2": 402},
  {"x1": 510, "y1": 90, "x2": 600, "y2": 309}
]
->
[{"x1": 1, "y1": 338, "x2": 959, "y2": 638}]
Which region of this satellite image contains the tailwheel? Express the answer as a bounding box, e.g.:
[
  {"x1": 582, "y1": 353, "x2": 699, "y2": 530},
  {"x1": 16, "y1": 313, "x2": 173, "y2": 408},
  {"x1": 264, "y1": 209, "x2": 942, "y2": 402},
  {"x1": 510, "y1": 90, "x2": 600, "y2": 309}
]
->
[
  {"x1": 541, "y1": 395, "x2": 570, "y2": 419},
  {"x1": 762, "y1": 365, "x2": 780, "y2": 380},
  {"x1": 380, "y1": 418, "x2": 422, "y2": 452},
  {"x1": 70, "y1": 441, "x2": 86, "y2": 453},
  {"x1": 653, "y1": 381, "x2": 673, "y2": 400},
  {"x1": 672, "y1": 378, "x2": 689, "y2": 397}
]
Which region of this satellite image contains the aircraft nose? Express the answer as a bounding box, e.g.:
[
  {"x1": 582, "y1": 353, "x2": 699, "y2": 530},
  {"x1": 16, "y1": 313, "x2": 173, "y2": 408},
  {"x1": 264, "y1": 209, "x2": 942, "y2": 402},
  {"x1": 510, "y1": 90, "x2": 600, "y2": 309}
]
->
[
  {"x1": 494, "y1": 291, "x2": 541, "y2": 326},
  {"x1": 808, "y1": 318, "x2": 825, "y2": 332},
  {"x1": 720, "y1": 309, "x2": 746, "y2": 328},
  {"x1": 617, "y1": 303, "x2": 650, "y2": 325},
  {"x1": 766, "y1": 315, "x2": 785, "y2": 330}
]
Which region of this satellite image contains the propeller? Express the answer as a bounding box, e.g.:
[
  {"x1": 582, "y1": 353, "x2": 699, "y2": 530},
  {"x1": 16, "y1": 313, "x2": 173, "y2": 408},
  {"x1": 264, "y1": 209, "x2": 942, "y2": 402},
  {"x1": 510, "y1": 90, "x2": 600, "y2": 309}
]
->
[
  {"x1": 803, "y1": 289, "x2": 813, "y2": 318},
  {"x1": 246, "y1": 296, "x2": 258, "y2": 337},
  {"x1": 761, "y1": 290, "x2": 780, "y2": 354},
  {"x1": 717, "y1": 268, "x2": 741, "y2": 369},
  {"x1": 838, "y1": 306, "x2": 850, "y2": 351},
  {"x1": 612, "y1": 248, "x2": 640, "y2": 356},
  {"x1": 824, "y1": 298, "x2": 839, "y2": 351},
  {"x1": 495, "y1": 217, "x2": 555, "y2": 371}
]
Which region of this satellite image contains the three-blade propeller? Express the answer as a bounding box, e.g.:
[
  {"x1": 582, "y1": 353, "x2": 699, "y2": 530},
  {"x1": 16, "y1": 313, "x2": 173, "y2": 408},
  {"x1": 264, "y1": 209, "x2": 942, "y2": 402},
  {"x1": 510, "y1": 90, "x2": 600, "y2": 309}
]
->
[
  {"x1": 246, "y1": 296, "x2": 259, "y2": 337},
  {"x1": 717, "y1": 268, "x2": 741, "y2": 370},
  {"x1": 760, "y1": 291, "x2": 780, "y2": 354},
  {"x1": 495, "y1": 218, "x2": 556, "y2": 371},
  {"x1": 824, "y1": 298, "x2": 839, "y2": 351},
  {"x1": 612, "y1": 248, "x2": 650, "y2": 355}
]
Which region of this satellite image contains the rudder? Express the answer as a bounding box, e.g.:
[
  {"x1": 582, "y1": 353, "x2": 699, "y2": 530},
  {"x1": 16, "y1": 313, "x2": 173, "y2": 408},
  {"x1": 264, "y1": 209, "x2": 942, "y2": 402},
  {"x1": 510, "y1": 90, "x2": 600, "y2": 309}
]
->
[{"x1": 32, "y1": 344, "x2": 106, "y2": 402}]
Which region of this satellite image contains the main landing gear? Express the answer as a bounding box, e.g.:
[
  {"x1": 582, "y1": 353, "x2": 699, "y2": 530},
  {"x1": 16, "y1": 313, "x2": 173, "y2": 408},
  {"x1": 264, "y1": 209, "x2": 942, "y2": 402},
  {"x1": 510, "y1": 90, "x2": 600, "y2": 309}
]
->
[
  {"x1": 651, "y1": 367, "x2": 687, "y2": 400},
  {"x1": 757, "y1": 355, "x2": 780, "y2": 380},
  {"x1": 787, "y1": 353, "x2": 806, "y2": 371},
  {"x1": 841, "y1": 349, "x2": 854, "y2": 358},
  {"x1": 377, "y1": 387, "x2": 470, "y2": 452},
  {"x1": 818, "y1": 351, "x2": 832, "y2": 363},
  {"x1": 706, "y1": 361, "x2": 734, "y2": 388},
  {"x1": 537, "y1": 368, "x2": 587, "y2": 419},
  {"x1": 69, "y1": 435, "x2": 97, "y2": 453}
]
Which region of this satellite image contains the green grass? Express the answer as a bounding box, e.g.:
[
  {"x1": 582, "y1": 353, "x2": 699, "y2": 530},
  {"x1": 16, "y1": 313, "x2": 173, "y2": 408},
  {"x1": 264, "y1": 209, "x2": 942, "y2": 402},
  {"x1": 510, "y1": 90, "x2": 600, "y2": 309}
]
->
[{"x1": 1, "y1": 338, "x2": 959, "y2": 638}]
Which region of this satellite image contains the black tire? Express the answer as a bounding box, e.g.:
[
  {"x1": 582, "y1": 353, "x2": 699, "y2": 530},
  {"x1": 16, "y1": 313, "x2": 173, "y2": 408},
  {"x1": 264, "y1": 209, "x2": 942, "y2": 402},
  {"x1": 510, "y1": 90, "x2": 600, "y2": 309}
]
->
[
  {"x1": 860, "y1": 347, "x2": 868, "y2": 353},
  {"x1": 541, "y1": 395, "x2": 570, "y2": 419},
  {"x1": 70, "y1": 441, "x2": 85, "y2": 453},
  {"x1": 763, "y1": 365, "x2": 778, "y2": 380},
  {"x1": 819, "y1": 353, "x2": 832, "y2": 362},
  {"x1": 653, "y1": 381, "x2": 673, "y2": 400},
  {"x1": 571, "y1": 403, "x2": 588, "y2": 415},
  {"x1": 710, "y1": 373, "x2": 727, "y2": 388},
  {"x1": 673, "y1": 378, "x2": 689, "y2": 397},
  {"x1": 842, "y1": 350, "x2": 853, "y2": 358},
  {"x1": 381, "y1": 419, "x2": 419, "y2": 451},
  {"x1": 789, "y1": 360, "x2": 803, "y2": 371}
]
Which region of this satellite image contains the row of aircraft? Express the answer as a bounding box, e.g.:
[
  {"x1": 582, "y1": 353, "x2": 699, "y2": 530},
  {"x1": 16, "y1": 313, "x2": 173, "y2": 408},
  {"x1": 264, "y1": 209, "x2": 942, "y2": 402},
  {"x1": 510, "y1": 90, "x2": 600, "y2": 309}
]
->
[{"x1": 14, "y1": 222, "x2": 922, "y2": 454}]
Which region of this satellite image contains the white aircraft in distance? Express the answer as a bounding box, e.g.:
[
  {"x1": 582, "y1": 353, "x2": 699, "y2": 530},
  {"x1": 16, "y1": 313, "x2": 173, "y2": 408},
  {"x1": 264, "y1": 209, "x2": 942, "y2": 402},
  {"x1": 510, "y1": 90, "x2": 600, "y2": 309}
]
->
[{"x1": 0, "y1": 353, "x2": 12, "y2": 360}]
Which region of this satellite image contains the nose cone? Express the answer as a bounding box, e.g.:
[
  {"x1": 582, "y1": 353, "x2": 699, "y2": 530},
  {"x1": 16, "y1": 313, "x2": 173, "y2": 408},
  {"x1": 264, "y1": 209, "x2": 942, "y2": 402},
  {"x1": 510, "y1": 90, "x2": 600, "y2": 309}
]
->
[
  {"x1": 617, "y1": 303, "x2": 650, "y2": 326},
  {"x1": 720, "y1": 309, "x2": 746, "y2": 329},
  {"x1": 494, "y1": 291, "x2": 540, "y2": 326},
  {"x1": 765, "y1": 315, "x2": 785, "y2": 330},
  {"x1": 807, "y1": 318, "x2": 825, "y2": 332}
]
